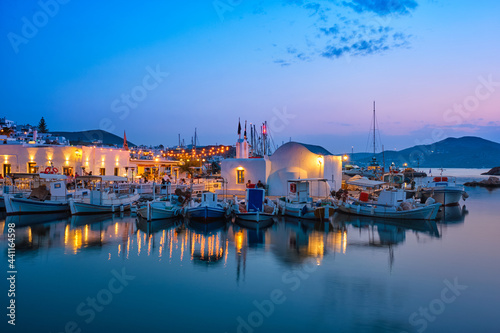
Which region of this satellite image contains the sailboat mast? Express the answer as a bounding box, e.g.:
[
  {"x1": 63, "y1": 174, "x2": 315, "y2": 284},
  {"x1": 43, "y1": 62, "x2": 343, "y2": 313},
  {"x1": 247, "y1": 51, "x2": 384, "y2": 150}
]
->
[{"x1": 373, "y1": 101, "x2": 376, "y2": 156}]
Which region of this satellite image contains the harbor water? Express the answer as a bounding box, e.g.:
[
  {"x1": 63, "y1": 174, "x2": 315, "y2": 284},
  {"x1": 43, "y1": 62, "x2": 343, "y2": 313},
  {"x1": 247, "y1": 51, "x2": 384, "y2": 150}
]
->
[{"x1": 1, "y1": 169, "x2": 499, "y2": 333}]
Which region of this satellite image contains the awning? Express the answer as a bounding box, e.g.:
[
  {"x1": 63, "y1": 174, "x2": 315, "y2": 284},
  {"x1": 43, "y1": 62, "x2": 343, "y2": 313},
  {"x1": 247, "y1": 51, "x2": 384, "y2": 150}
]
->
[
  {"x1": 346, "y1": 176, "x2": 386, "y2": 188},
  {"x1": 9, "y1": 173, "x2": 67, "y2": 180},
  {"x1": 287, "y1": 178, "x2": 328, "y2": 182},
  {"x1": 76, "y1": 175, "x2": 127, "y2": 182}
]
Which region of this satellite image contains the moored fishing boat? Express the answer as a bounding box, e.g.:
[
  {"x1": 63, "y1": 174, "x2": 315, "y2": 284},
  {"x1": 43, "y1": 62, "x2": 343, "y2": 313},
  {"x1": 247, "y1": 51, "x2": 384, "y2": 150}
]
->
[
  {"x1": 185, "y1": 192, "x2": 229, "y2": 222},
  {"x1": 137, "y1": 198, "x2": 181, "y2": 221},
  {"x1": 69, "y1": 175, "x2": 139, "y2": 215},
  {"x1": 233, "y1": 188, "x2": 276, "y2": 229},
  {"x1": 278, "y1": 178, "x2": 335, "y2": 220},
  {"x1": 417, "y1": 174, "x2": 468, "y2": 206},
  {"x1": 4, "y1": 173, "x2": 88, "y2": 215},
  {"x1": 336, "y1": 188, "x2": 441, "y2": 220}
]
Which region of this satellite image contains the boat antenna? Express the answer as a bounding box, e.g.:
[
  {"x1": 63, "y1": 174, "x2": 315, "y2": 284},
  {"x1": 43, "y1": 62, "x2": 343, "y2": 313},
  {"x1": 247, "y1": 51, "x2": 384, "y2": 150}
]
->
[
  {"x1": 373, "y1": 101, "x2": 376, "y2": 157},
  {"x1": 382, "y1": 144, "x2": 385, "y2": 173}
]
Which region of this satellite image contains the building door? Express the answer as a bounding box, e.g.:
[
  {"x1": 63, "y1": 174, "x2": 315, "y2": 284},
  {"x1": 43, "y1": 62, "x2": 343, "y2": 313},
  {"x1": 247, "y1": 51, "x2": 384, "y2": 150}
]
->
[
  {"x1": 114, "y1": 167, "x2": 119, "y2": 176},
  {"x1": 100, "y1": 168, "x2": 106, "y2": 176},
  {"x1": 3, "y1": 164, "x2": 11, "y2": 176}
]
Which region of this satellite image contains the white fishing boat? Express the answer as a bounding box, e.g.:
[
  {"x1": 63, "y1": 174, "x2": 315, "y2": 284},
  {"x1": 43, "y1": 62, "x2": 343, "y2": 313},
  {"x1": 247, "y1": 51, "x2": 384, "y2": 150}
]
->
[
  {"x1": 232, "y1": 188, "x2": 277, "y2": 229},
  {"x1": 4, "y1": 173, "x2": 89, "y2": 215},
  {"x1": 418, "y1": 174, "x2": 467, "y2": 206},
  {"x1": 344, "y1": 164, "x2": 363, "y2": 176},
  {"x1": 185, "y1": 192, "x2": 229, "y2": 222},
  {"x1": 69, "y1": 175, "x2": 139, "y2": 215},
  {"x1": 278, "y1": 178, "x2": 335, "y2": 220},
  {"x1": 137, "y1": 198, "x2": 182, "y2": 221},
  {"x1": 336, "y1": 188, "x2": 441, "y2": 220}
]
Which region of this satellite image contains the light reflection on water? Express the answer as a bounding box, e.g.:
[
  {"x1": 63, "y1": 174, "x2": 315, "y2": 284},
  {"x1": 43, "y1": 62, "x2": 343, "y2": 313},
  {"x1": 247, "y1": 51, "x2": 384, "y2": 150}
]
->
[
  {"x1": 2, "y1": 214, "x2": 362, "y2": 267},
  {"x1": 0, "y1": 186, "x2": 498, "y2": 333}
]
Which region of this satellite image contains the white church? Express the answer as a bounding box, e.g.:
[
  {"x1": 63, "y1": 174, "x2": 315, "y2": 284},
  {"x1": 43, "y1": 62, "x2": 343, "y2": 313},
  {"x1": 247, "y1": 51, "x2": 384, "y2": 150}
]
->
[{"x1": 220, "y1": 122, "x2": 342, "y2": 197}]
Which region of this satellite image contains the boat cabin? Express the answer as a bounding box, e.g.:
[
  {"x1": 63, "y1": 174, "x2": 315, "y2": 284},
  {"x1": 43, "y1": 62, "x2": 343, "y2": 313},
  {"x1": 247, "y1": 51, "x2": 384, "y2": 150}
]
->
[
  {"x1": 287, "y1": 178, "x2": 329, "y2": 203},
  {"x1": 246, "y1": 188, "x2": 265, "y2": 212},
  {"x1": 377, "y1": 189, "x2": 406, "y2": 207},
  {"x1": 202, "y1": 192, "x2": 218, "y2": 203},
  {"x1": 9, "y1": 173, "x2": 69, "y2": 200}
]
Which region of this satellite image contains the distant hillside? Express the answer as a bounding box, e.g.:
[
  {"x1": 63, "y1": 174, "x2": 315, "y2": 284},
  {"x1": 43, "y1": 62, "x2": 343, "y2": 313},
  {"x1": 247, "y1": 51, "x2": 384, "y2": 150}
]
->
[
  {"x1": 50, "y1": 130, "x2": 135, "y2": 147},
  {"x1": 352, "y1": 136, "x2": 500, "y2": 168}
]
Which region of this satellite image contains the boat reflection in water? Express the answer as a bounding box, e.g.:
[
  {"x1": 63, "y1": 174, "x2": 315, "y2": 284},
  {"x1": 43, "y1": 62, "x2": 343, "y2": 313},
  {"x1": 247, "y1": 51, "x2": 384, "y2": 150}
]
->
[
  {"x1": 268, "y1": 216, "x2": 348, "y2": 266},
  {"x1": 70, "y1": 213, "x2": 117, "y2": 227},
  {"x1": 333, "y1": 212, "x2": 440, "y2": 243},
  {"x1": 186, "y1": 218, "x2": 228, "y2": 265},
  {"x1": 332, "y1": 212, "x2": 440, "y2": 268},
  {"x1": 136, "y1": 216, "x2": 182, "y2": 235},
  {"x1": 0, "y1": 206, "x2": 458, "y2": 272},
  {"x1": 437, "y1": 204, "x2": 468, "y2": 224},
  {"x1": 6, "y1": 212, "x2": 68, "y2": 226}
]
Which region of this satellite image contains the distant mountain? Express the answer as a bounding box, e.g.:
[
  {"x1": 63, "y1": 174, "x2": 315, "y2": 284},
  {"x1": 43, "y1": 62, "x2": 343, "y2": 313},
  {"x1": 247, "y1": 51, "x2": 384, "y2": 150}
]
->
[
  {"x1": 50, "y1": 130, "x2": 135, "y2": 147},
  {"x1": 352, "y1": 136, "x2": 500, "y2": 168}
]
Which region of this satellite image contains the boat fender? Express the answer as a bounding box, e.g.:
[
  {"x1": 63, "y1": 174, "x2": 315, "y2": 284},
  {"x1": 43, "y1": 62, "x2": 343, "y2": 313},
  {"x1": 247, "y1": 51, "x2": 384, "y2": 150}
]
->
[
  {"x1": 301, "y1": 205, "x2": 308, "y2": 216},
  {"x1": 462, "y1": 192, "x2": 469, "y2": 200}
]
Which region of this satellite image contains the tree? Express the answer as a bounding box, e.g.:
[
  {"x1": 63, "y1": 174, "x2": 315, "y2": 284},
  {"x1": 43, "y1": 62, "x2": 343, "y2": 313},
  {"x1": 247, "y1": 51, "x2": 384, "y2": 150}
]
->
[
  {"x1": 0, "y1": 127, "x2": 14, "y2": 138},
  {"x1": 178, "y1": 160, "x2": 200, "y2": 177},
  {"x1": 38, "y1": 117, "x2": 49, "y2": 133}
]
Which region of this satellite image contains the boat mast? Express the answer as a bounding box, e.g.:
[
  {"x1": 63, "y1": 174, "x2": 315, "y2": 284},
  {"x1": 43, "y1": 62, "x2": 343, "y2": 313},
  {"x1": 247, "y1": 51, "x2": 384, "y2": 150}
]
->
[{"x1": 373, "y1": 101, "x2": 376, "y2": 157}]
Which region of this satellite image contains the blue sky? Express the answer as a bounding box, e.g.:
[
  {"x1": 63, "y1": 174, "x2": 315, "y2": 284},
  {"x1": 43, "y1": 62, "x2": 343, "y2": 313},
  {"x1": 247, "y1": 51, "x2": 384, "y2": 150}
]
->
[{"x1": 1, "y1": 0, "x2": 500, "y2": 154}]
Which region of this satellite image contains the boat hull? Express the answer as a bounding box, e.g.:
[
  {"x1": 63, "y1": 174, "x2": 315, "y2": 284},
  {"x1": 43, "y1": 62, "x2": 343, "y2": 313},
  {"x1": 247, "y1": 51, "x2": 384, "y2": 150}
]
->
[
  {"x1": 337, "y1": 202, "x2": 441, "y2": 220},
  {"x1": 187, "y1": 206, "x2": 226, "y2": 222},
  {"x1": 421, "y1": 188, "x2": 464, "y2": 206},
  {"x1": 69, "y1": 201, "x2": 132, "y2": 215},
  {"x1": 235, "y1": 212, "x2": 275, "y2": 229},
  {"x1": 137, "y1": 203, "x2": 179, "y2": 221},
  {"x1": 187, "y1": 219, "x2": 226, "y2": 234},
  {"x1": 279, "y1": 201, "x2": 335, "y2": 220},
  {"x1": 5, "y1": 196, "x2": 69, "y2": 215}
]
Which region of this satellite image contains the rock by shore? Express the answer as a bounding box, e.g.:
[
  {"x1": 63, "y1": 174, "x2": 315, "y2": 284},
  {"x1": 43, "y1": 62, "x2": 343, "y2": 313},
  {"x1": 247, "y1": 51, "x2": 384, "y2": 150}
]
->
[
  {"x1": 481, "y1": 167, "x2": 500, "y2": 175},
  {"x1": 464, "y1": 176, "x2": 500, "y2": 188}
]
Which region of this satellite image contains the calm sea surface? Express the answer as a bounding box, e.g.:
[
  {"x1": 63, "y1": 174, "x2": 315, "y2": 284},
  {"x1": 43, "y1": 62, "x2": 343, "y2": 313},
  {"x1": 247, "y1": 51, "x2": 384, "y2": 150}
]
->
[{"x1": 1, "y1": 168, "x2": 499, "y2": 333}]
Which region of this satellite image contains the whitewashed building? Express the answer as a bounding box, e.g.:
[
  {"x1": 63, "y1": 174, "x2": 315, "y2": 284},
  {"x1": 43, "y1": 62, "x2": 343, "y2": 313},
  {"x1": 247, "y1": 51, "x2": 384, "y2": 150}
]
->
[
  {"x1": 0, "y1": 144, "x2": 131, "y2": 177},
  {"x1": 220, "y1": 141, "x2": 342, "y2": 196}
]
